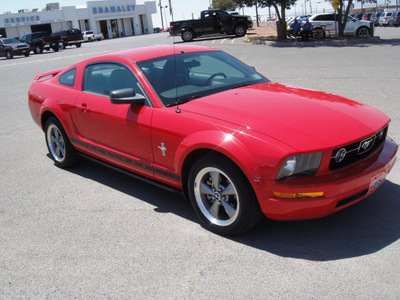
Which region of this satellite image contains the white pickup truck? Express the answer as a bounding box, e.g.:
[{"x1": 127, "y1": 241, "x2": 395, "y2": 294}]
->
[{"x1": 82, "y1": 30, "x2": 104, "y2": 42}]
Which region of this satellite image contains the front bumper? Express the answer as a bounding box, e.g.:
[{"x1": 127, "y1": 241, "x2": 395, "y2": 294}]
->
[
  {"x1": 13, "y1": 48, "x2": 29, "y2": 55},
  {"x1": 259, "y1": 137, "x2": 397, "y2": 220}
]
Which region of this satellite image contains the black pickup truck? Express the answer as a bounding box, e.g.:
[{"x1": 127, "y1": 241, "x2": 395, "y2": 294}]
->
[
  {"x1": 19, "y1": 31, "x2": 60, "y2": 54},
  {"x1": 170, "y1": 10, "x2": 253, "y2": 42}
]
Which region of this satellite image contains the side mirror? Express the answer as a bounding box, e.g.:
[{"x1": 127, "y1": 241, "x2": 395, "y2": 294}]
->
[{"x1": 109, "y1": 88, "x2": 146, "y2": 105}]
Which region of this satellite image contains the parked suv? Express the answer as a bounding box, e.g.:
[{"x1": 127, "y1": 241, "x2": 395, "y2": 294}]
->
[
  {"x1": 0, "y1": 38, "x2": 30, "y2": 59},
  {"x1": 370, "y1": 12, "x2": 383, "y2": 26},
  {"x1": 393, "y1": 11, "x2": 400, "y2": 27},
  {"x1": 379, "y1": 12, "x2": 395, "y2": 27},
  {"x1": 308, "y1": 13, "x2": 373, "y2": 37}
]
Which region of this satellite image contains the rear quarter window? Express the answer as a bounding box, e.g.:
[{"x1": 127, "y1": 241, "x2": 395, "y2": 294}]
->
[{"x1": 59, "y1": 68, "x2": 76, "y2": 87}]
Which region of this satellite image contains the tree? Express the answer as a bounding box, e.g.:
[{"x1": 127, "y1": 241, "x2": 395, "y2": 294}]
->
[
  {"x1": 335, "y1": 0, "x2": 375, "y2": 37},
  {"x1": 211, "y1": 0, "x2": 238, "y2": 10},
  {"x1": 235, "y1": 0, "x2": 297, "y2": 39},
  {"x1": 336, "y1": 0, "x2": 353, "y2": 37}
]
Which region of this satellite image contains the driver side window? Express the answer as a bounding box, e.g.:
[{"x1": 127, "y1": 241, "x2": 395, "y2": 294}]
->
[{"x1": 83, "y1": 63, "x2": 139, "y2": 96}]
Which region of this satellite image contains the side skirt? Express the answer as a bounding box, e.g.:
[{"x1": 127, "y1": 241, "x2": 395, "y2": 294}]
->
[{"x1": 78, "y1": 152, "x2": 183, "y2": 195}]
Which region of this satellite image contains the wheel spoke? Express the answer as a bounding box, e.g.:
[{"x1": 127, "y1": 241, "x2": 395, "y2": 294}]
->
[
  {"x1": 200, "y1": 182, "x2": 214, "y2": 195},
  {"x1": 221, "y1": 183, "x2": 235, "y2": 196},
  {"x1": 209, "y1": 171, "x2": 220, "y2": 190},
  {"x1": 220, "y1": 199, "x2": 236, "y2": 219},
  {"x1": 50, "y1": 135, "x2": 58, "y2": 143},
  {"x1": 55, "y1": 145, "x2": 61, "y2": 157},
  {"x1": 209, "y1": 201, "x2": 220, "y2": 218},
  {"x1": 59, "y1": 145, "x2": 65, "y2": 157}
]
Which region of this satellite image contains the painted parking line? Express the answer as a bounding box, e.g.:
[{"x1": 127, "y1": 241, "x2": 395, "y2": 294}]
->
[{"x1": 0, "y1": 50, "x2": 116, "y2": 69}]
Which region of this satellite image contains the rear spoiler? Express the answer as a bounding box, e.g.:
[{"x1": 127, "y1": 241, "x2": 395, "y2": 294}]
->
[{"x1": 34, "y1": 68, "x2": 65, "y2": 81}]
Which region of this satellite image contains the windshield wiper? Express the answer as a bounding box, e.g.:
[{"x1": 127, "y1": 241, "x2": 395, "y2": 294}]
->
[
  {"x1": 231, "y1": 83, "x2": 252, "y2": 89},
  {"x1": 166, "y1": 95, "x2": 202, "y2": 107}
]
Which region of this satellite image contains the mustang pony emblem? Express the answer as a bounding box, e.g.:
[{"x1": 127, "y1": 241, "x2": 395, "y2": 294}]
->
[
  {"x1": 158, "y1": 143, "x2": 167, "y2": 156},
  {"x1": 359, "y1": 137, "x2": 375, "y2": 154}
]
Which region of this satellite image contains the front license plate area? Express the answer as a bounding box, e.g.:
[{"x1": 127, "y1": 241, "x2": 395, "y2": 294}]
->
[{"x1": 369, "y1": 169, "x2": 388, "y2": 194}]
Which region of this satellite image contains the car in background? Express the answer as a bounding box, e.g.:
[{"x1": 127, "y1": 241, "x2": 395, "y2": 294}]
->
[
  {"x1": 379, "y1": 11, "x2": 395, "y2": 27},
  {"x1": 51, "y1": 29, "x2": 83, "y2": 49},
  {"x1": 82, "y1": 30, "x2": 104, "y2": 42},
  {"x1": 28, "y1": 45, "x2": 397, "y2": 235},
  {"x1": 309, "y1": 13, "x2": 373, "y2": 37},
  {"x1": 370, "y1": 12, "x2": 383, "y2": 26},
  {"x1": 354, "y1": 13, "x2": 364, "y2": 20},
  {"x1": 362, "y1": 13, "x2": 373, "y2": 21},
  {"x1": 393, "y1": 11, "x2": 400, "y2": 27},
  {"x1": 0, "y1": 38, "x2": 30, "y2": 59},
  {"x1": 19, "y1": 31, "x2": 60, "y2": 54}
]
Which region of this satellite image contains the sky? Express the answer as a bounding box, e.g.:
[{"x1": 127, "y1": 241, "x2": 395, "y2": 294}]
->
[{"x1": 2, "y1": 0, "x2": 373, "y2": 29}]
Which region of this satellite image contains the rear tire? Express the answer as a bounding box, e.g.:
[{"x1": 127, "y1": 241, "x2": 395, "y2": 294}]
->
[
  {"x1": 188, "y1": 154, "x2": 263, "y2": 235},
  {"x1": 24, "y1": 52, "x2": 30, "y2": 57},
  {"x1": 45, "y1": 117, "x2": 79, "y2": 168},
  {"x1": 356, "y1": 27, "x2": 370, "y2": 37},
  {"x1": 76, "y1": 43, "x2": 81, "y2": 48},
  {"x1": 181, "y1": 30, "x2": 193, "y2": 42}
]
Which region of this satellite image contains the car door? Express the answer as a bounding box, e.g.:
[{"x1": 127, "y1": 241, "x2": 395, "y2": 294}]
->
[
  {"x1": 202, "y1": 11, "x2": 216, "y2": 33},
  {"x1": 343, "y1": 16, "x2": 357, "y2": 35},
  {"x1": 74, "y1": 61, "x2": 154, "y2": 177}
]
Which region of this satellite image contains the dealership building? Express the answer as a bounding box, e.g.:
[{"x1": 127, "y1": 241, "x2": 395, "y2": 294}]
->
[{"x1": 0, "y1": 0, "x2": 157, "y2": 39}]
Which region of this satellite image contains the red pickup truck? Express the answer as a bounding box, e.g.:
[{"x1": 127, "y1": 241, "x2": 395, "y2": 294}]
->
[{"x1": 51, "y1": 29, "x2": 84, "y2": 49}]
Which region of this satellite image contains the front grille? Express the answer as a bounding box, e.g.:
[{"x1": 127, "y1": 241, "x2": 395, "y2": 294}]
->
[{"x1": 329, "y1": 126, "x2": 388, "y2": 171}]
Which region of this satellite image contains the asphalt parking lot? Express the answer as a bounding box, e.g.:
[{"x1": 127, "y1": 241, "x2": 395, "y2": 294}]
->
[{"x1": 1, "y1": 27, "x2": 399, "y2": 298}]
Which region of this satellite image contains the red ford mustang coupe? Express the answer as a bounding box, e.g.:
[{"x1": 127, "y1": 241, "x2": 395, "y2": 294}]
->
[{"x1": 28, "y1": 45, "x2": 397, "y2": 235}]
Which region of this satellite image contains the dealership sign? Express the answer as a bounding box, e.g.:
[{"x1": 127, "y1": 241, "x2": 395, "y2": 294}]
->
[
  {"x1": 92, "y1": 5, "x2": 136, "y2": 14},
  {"x1": 5, "y1": 15, "x2": 40, "y2": 24}
]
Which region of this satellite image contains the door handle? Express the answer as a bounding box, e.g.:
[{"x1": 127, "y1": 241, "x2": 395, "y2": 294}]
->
[{"x1": 77, "y1": 103, "x2": 90, "y2": 113}]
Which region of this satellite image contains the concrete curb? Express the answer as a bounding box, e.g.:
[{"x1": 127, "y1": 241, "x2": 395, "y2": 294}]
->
[{"x1": 244, "y1": 35, "x2": 382, "y2": 47}]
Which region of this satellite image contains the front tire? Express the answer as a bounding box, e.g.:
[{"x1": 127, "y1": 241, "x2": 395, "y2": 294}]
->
[
  {"x1": 45, "y1": 117, "x2": 78, "y2": 168},
  {"x1": 76, "y1": 43, "x2": 81, "y2": 48},
  {"x1": 234, "y1": 24, "x2": 247, "y2": 37},
  {"x1": 5, "y1": 50, "x2": 13, "y2": 59},
  {"x1": 188, "y1": 154, "x2": 263, "y2": 235},
  {"x1": 181, "y1": 30, "x2": 193, "y2": 42}
]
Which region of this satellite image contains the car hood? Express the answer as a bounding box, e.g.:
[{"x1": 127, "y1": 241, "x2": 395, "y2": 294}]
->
[
  {"x1": 11, "y1": 42, "x2": 29, "y2": 47},
  {"x1": 181, "y1": 82, "x2": 390, "y2": 152}
]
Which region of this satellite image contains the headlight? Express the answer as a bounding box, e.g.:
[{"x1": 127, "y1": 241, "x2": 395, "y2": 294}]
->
[{"x1": 276, "y1": 152, "x2": 322, "y2": 180}]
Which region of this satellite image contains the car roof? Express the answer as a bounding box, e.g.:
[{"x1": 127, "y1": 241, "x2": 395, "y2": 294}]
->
[{"x1": 102, "y1": 45, "x2": 219, "y2": 63}]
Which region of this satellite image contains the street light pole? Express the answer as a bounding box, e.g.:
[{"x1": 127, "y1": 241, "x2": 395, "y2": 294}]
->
[
  {"x1": 159, "y1": 0, "x2": 164, "y2": 29},
  {"x1": 163, "y1": 6, "x2": 168, "y2": 27}
]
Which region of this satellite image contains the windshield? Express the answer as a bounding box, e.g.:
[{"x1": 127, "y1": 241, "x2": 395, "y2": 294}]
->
[
  {"x1": 137, "y1": 50, "x2": 269, "y2": 107},
  {"x1": 3, "y1": 38, "x2": 19, "y2": 44}
]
